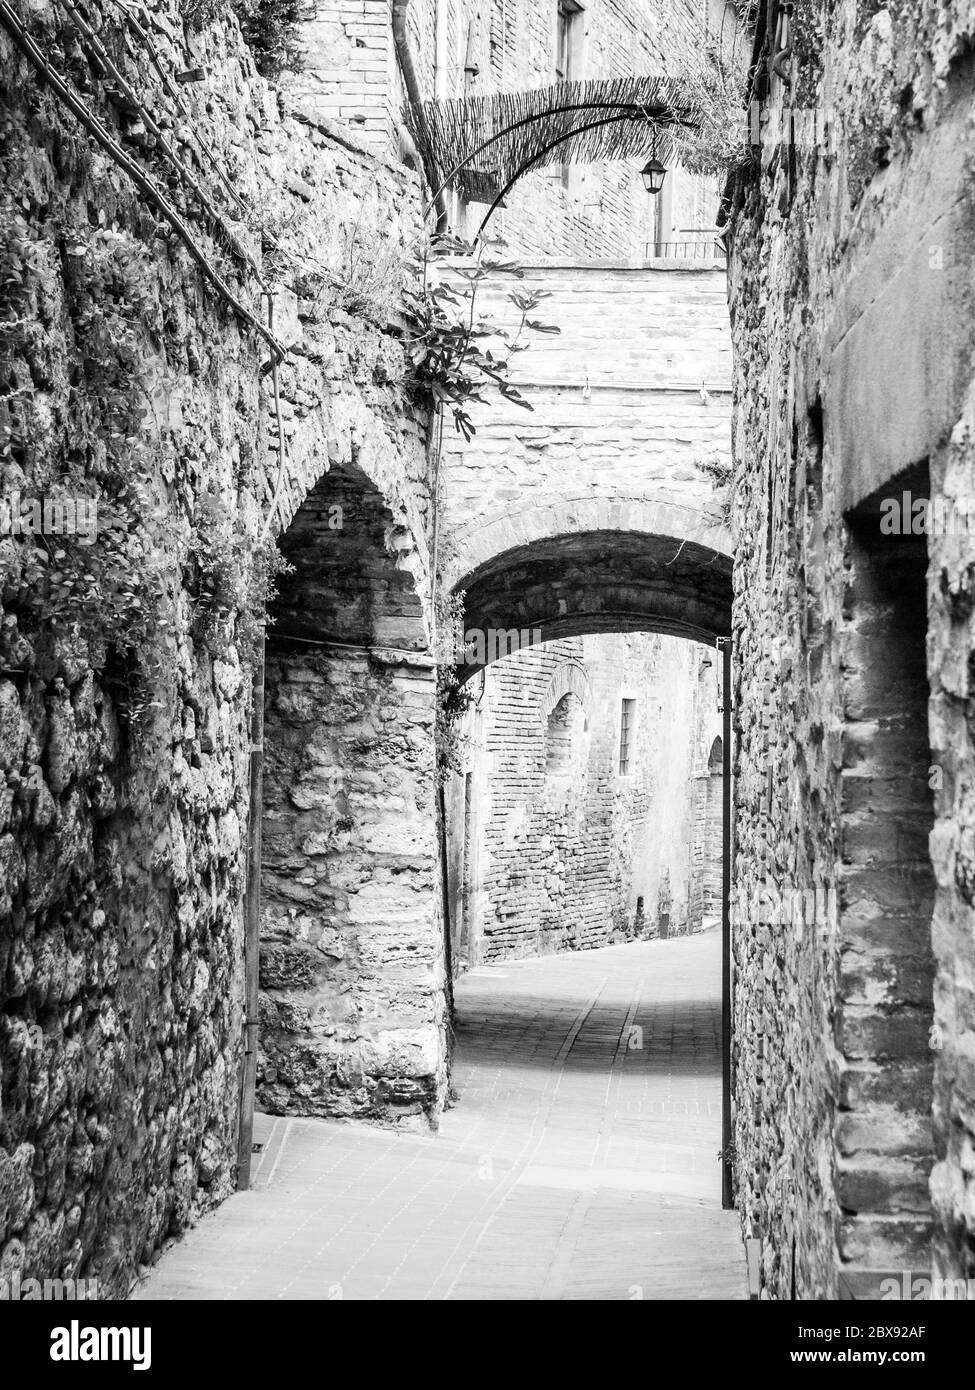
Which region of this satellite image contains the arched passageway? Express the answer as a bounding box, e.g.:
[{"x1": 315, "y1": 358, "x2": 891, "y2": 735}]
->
[
  {"x1": 443, "y1": 520, "x2": 734, "y2": 1207},
  {"x1": 257, "y1": 462, "x2": 446, "y2": 1129},
  {"x1": 459, "y1": 529, "x2": 732, "y2": 672}
]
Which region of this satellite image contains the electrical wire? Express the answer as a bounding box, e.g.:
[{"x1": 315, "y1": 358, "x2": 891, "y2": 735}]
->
[{"x1": 0, "y1": 0, "x2": 285, "y2": 359}]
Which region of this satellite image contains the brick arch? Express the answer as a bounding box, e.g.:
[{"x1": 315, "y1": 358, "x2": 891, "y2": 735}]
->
[
  {"x1": 541, "y1": 662, "x2": 591, "y2": 718},
  {"x1": 452, "y1": 515, "x2": 732, "y2": 678},
  {"x1": 443, "y1": 493, "x2": 730, "y2": 593}
]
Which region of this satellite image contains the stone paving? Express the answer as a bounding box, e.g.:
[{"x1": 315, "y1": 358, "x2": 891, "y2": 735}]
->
[{"x1": 134, "y1": 929, "x2": 746, "y2": 1300}]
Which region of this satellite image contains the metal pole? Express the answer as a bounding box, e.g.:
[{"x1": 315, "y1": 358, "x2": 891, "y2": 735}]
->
[
  {"x1": 437, "y1": 782, "x2": 456, "y2": 1020},
  {"x1": 237, "y1": 631, "x2": 264, "y2": 1190},
  {"x1": 718, "y1": 635, "x2": 734, "y2": 1209}
]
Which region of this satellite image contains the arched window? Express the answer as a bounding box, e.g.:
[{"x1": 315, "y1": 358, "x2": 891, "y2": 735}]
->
[{"x1": 708, "y1": 735, "x2": 723, "y2": 772}]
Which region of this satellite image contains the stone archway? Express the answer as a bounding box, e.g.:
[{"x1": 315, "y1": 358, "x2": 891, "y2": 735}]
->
[
  {"x1": 445, "y1": 494, "x2": 729, "y2": 596},
  {"x1": 451, "y1": 518, "x2": 732, "y2": 682},
  {"x1": 442, "y1": 505, "x2": 734, "y2": 1182},
  {"x1": 257, "y1": 461, "x2": 446, "y2": 1130}
]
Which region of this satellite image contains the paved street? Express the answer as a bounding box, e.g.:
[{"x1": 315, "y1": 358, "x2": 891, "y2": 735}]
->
[{"x1": 134, "y1": 929, "x2": 746, "y2": 1300}]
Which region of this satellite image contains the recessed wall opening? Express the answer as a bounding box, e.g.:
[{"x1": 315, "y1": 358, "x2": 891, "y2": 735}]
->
[
  {"x1": 545, "y1": 690, "x2": 586, "y2": 779},
  {"x1": 838, "y1": 485, "x2": 936, "y2": 1298},
  {"x1": 618, "y1": 696, "x2": 636, "y2": 776},
  {"x1": 689, "y1": 732, "x2": 724, "y2": 932}
]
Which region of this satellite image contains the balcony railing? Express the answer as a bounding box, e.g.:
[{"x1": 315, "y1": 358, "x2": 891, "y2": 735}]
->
[{"x1": 644, "y1": 238, "x2": 727, "y2": 261}]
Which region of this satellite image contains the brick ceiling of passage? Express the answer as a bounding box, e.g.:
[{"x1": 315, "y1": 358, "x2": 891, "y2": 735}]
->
[
  {"x1": 459, "y1": 530, "x2": 732, "y2": 672},
  {"x1": 270, "y1": 463, "x2": 426, "y2": 652}
]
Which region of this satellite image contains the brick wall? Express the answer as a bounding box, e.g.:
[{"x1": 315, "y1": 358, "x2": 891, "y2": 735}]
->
[
  {"x1": 286, "y1": 1, "x2": 395, "y2": 147},
  {"x1": 447, "y1": 633, "x2": 721, "y2": 963},
  {"x1": 290, "y1": 0, "x2": 737, "y2": 262}
]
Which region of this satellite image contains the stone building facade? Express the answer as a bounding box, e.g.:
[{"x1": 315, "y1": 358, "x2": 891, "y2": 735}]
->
[
  {"x1": 289, "y1": 0, "x2": 738, "y2": 261},
  {"x1": 725, "y1": 0, "x2": 975, "y2": 1297},
  {"x1": 445, "y1": 632, "x2": 722, "y2": 965}
]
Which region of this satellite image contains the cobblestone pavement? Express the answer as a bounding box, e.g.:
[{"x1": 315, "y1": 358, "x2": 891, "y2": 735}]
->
[{"x1": 134, "y1": 929, "x2": 746, "y2": 1300}]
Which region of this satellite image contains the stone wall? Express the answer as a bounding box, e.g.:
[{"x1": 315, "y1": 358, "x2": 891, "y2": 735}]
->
[
  {"x1": 446, "y1": 632, "x2": 721, "y2": 963},
  {"x1": 259, "y1": 465, "x2": 445, "y2": 1127},
  {"x1": 0, "y1": 0, "x2": 434, "y2": 1292},
  {"x1": 286, "y1": 0, "x2": 395, "y2": 146},
  {"x1": 725, "y1": 0, "x2": 975, "y2": 1297}
]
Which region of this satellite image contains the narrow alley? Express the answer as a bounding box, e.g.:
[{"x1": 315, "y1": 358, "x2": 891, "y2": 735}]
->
[
  {"x1": 134, "y1": 932, "x2": 745, "y2": 1301},
  {"x1": 2, "y1": 0, "x2": 973, "y2": 1334}
]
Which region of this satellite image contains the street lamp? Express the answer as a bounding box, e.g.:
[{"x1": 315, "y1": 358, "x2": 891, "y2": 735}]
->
[{"x1": 640, "y1": 155, "x2": 667, "y2": 195}]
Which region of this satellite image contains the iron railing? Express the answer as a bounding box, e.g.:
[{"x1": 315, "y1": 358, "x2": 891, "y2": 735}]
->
[{"x1": 645, "y1": 238, "x2": 727, "y2": 261}]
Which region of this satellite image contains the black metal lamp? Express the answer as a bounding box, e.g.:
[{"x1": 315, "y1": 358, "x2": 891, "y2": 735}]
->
[{"x1": 640, "y1": 155, "x2": 667, "y2": 195}]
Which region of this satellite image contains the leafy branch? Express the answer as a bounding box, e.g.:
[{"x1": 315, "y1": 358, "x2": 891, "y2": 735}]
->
[{"x1": 404, "y1": 232, "x2": 559, "y2": 443}]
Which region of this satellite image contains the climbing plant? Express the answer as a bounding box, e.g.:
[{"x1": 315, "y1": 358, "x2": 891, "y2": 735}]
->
[
  {"x1": 433, "y1": 589, "x2": 474, "y2": 788},
  {"x1": 405, "y1": 232, "x2": 560, "y2": 443},
  {"x1": 188, "y1": 489, "x2": 293, "y2": 659},
  {"x1": 673, "y1": 38, "x2": 755, "y2": 178},
  {"x1": 181, "y1": 0, "x2": 311, "y2": 78},
  {"x1": 0, "y1": 210, "x2": 173, "y2": 722}
]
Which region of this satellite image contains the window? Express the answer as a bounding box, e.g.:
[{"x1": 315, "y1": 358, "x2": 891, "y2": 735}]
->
[
  {"x1": 555, "y1": 0, "x2": 582, "y2": 82},
  {"x1": 619, "y1": 698, "x2": 636, "y2": 776},
  {"x1": 553, "y1": 1, "x2": 584, "y2": 190}
]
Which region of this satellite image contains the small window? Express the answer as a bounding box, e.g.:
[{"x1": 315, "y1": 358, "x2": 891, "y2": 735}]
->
[
  {"x1": 555, "y1": 0, "x2": 582, "y2": 82},
  {"x1": 619, "y1": 697, "x2": 636, "y2": 776}
]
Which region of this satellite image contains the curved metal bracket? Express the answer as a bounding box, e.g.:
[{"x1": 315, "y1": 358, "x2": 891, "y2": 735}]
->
[
  {"x1": 475, "y1": 111, "x2": 660, "y2": 238},
  {"x1": 421, "y1": 97, "x2": 692, "y2": 222}
]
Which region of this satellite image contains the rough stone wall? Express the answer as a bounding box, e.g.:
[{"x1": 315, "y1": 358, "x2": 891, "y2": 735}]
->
[
  {"x1": 725, "y1": 0, "x2": 975, "y2": 1297},
  {"x1": 258, "y1": 466, "x2": 444, "y2": 1128},
  {"x1": 447, "y1": 632, "x2": 720, "y2": 963},
  {"x1": 0, "y1": 0, "x2": 432, "y2": 1291}
]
